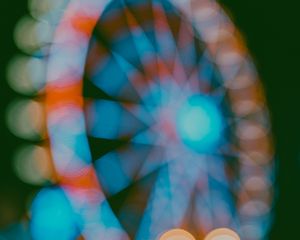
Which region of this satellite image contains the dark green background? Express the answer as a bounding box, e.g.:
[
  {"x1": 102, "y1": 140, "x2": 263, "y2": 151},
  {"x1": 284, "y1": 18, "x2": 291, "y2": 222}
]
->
[{"x1": 1, "y1": 0, "x2": 300, "y2": 239}]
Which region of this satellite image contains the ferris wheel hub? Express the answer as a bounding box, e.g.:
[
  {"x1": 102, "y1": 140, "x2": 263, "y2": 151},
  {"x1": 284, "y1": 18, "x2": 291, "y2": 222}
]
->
[{"x1": 176, "y1": 95, "x2": 223, "y2": 152}]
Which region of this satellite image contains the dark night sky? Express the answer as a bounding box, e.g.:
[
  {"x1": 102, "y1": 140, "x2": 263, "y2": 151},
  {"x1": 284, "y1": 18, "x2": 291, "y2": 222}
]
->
[{"x1": 1, "y1": 0, "x2": 300, "y2": 239}]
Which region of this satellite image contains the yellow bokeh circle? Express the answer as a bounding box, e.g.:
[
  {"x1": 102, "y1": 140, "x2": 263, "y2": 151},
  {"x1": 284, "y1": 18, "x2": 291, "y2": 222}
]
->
[
  {"x1": 204, "y1": 228, "x2": 240, "y2": 240},
  {"x1": 159, "y1": 229, "x2": 196, "y2": 240}
]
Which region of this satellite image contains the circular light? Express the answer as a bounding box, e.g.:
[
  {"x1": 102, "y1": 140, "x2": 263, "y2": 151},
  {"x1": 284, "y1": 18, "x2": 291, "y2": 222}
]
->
[
  {"x1": 7, "y1": 55, "x2": 46, "y2": 94},
  {"x1": 204, "y1": 228, "x2": 240, "y2": 240},
  {"x1": 28, "y1": 0, "x2": 70, "y2": 29},
  {"x1": 159, "y1": 229, "x2": 195, "y2": 240},
  {"x1": 13, "y1": 145, "x2": 54, "y2": 185},
  {"x1": 30, "y1": 188, "x2": 79, "y2": 240},
  {"x1": 176, "y1": 95, "x2": 223, "y2": 152},
  {"x1": 14, "y1": 15, "x2": 53, "y2": 54},
  {"x1": 28, "y1": 0, "x2": 65, "y2": 20},
  {"x1": 6, "y1": 99, "x2": 45, "y2": 140}
]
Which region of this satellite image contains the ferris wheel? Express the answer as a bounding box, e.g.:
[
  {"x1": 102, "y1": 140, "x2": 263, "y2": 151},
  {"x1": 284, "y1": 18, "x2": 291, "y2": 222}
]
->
[{"x1": 7, "y1": 0, "x2": 275, "y2": 239}]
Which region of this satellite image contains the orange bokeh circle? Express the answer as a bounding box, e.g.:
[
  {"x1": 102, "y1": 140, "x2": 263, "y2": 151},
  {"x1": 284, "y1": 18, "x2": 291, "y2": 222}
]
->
[
  {"x1": 159, "y1": 229, "x2": 196, "y2": 240},
  {"x1": 204, "y1": 228, "x2": 240, "y2": 240}
]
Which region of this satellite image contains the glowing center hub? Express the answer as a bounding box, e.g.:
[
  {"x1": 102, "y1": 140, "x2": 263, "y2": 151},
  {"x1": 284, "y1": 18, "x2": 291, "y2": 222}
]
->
[{"x1": 176, "y1": 95, "x2": 223, "y2": 152}]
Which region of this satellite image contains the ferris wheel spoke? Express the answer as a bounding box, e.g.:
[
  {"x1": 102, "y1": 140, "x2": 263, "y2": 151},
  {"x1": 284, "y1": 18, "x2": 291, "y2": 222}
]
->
[
  {"x1": 85, "y1": 99, "x2": 147, "y2": 140},
  {"x1": 121, "y1": 3, "x2": 177, "y2": 112},
  {"x1": 176, "y1": 18, "x2": 199, "y2": 77},
  {"x1": 120, "y1": 1, "x2": 160, "y2": 80},
  {"x1": 152, "y1": 0, "x2": 177, "y2": 69},
  {"x1": 135, "y1": 143, "x2": 167, "y2": 179},
  {"x1": 152, "y1": 0, "x2": 191, "y2": 86},
  {"x1": 94, "y1": 143, "x2": 156, "y2": 195},
  {"x1": 183, "y1": 51, "x2": 223, "y2": 97},
  {"x1": 111, "y1": 52, "x2": 153, "y2": 102},
  {"x1": 121, "y1": 101, "x2": 156, "y2": 127},
  {"x1": 90, "y1": 6, "x2": 161, "y2": 102},
  {"x1": 136, "y1": 157, "x2": 201, "y2": 239},
  {"x1": 87, "y1": 52, "x2": 141, "y2": 102}
]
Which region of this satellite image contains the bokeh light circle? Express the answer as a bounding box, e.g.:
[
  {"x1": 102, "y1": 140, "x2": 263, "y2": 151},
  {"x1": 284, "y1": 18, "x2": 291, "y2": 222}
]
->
[
  {"x1": 176, "y1": 95, "x2": 223, "y2": 152},
  {"x1": 14, "y1": 15, "x2": 53, "y2": 54},
  {"x1": 30, "y1": 188, "x2": 79, "y2": 240},
  {"x1": 6, "y1": 99, "x2": 45, "y2": 140},
  {"x1": 204, "y1": 228, "x2": 240, "y2": 240},
  {"x1": 159, "y1": 229, "x2": 196, "y2": 240},
  {"x1": 6, "y1": 55, "x2": 46, "y2": 94},
  {"x1": 13, "y1": 145, "x2": 54, "y2": 185}
]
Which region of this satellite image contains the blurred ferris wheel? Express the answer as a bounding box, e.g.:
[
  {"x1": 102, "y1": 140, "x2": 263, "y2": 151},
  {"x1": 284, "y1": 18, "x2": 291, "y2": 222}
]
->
[{"x1": 7, "y1": 0, "x2": 275, "y2": 239}]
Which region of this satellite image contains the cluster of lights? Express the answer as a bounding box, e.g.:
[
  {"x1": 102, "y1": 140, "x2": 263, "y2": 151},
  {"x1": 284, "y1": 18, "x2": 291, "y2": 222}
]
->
[
  {"x1": 7, "y1": 1, "x2": 70, "y2": 185},
  {"x1": 159, "y1": 228, "x2": 240, "y2": 240},
  {"x1": 6, "y1": 0, "x2": 274, "y2": 239},
  {"x1": 6, "y1": 0, "x2": 71, "y2": 237}
]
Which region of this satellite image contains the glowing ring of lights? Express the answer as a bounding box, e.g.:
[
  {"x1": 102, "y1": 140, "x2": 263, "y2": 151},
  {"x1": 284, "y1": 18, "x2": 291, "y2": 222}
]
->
[{"x1": 43, "y1": 0, "x2": 274, "y2": 239}]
